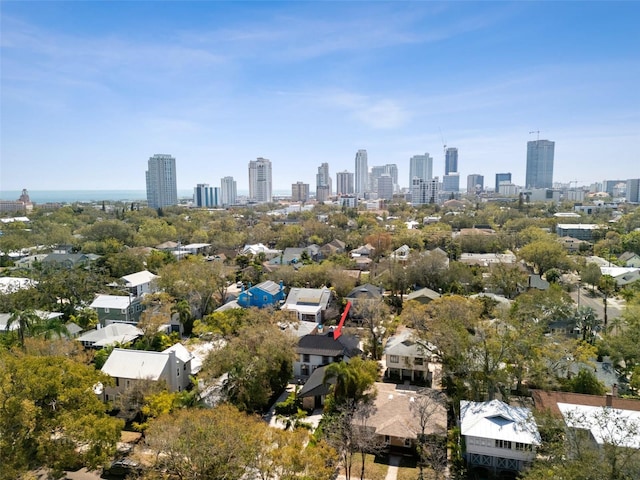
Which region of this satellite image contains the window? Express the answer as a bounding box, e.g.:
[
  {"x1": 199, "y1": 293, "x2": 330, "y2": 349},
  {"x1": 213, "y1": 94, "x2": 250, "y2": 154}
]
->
[
  {"x1": 414, "y1": 357, "x2": 424, "y2": 365},
  {"x1": 516, "y1": 442, "x2": 533, "y2": 452},
  {"x1": 177, "y1": 368, "x2": 180, "y2": 376},
  {"x1": 495, "y1": 440, "x2": 512, "y2": 449},
  {"x1": 404, "y1": 438, "x2": 411, "y2": 447},
  {"x1": 303, "y1": 354, "x2": 310, "y2": 363},
  {"x1": 115, "y1": 378, "x2": 119, "y2": 387},
  {"x1": 301, "y1": 364, "x2": 309, "y2": 376},
  {"x1": 322, "y1": 356, "x2": 329, "y2": 364},
  {"x1": 121, "y1": 309, "x2": 126, "y2": 314},
  {"x1": 384, "y1": 435, "x2": 390, "y2": 445},
  {"x1": 389, "y1": 355, "x2": 399, "y2": 364},
  {"x1": 104, "y1": 308, "x2": 109, "y2": 313}
]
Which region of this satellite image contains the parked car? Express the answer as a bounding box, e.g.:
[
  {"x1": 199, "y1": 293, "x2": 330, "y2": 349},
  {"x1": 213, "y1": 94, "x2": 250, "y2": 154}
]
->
[{"x1": 103, "y1": 457, "x2": 142, "y2": 478}]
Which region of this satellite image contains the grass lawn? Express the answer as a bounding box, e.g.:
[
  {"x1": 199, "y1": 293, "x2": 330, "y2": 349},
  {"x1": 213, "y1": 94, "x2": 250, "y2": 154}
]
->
[{"x1": 343, "y1": 454, "x2": 388, "y2": 480}]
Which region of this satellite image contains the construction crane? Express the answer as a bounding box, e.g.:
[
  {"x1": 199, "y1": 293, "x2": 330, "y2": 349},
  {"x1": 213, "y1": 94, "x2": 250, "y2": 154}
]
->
[{"x1": 529, "y1": 130, "x2": 540, "y2": 141}]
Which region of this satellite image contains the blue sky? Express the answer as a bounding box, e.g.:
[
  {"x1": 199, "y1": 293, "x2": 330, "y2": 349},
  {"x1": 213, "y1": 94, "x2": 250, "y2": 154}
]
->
[{"x1": 1, "y1": 1, "x2": 639, "y2": 193}]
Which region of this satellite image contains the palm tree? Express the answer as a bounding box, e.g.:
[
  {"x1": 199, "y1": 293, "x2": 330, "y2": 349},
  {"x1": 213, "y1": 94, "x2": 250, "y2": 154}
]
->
[
  {"x1": 6, "y1": 309, "x2": 42, "y2": 348},
  {"x1": 171, "y1": 300, "x2": 193, "y2": 334},
  {"x1": 33, "y1": 316, "x2": 70, "y2": 340}
]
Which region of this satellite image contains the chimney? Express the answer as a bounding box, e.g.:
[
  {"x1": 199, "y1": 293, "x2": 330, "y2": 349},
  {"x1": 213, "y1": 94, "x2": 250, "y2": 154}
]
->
[{"x1": 606, "y1": 393, "x2": 613, "y2": 407}]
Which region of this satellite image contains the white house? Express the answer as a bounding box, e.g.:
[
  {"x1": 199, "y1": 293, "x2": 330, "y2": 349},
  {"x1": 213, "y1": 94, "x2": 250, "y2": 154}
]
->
[
  {"x1": 281, "y1": 287, "x2": 335, "y2": 324},
  {"x1": 460, "y1": 399, "x2": 540, "y2": 476},
  {"x1": 121, "y1": 270, "x2": 159, "y2": 297},
  {"x1": 76, "y1": 323, "x2": 143, "y2": 349},
  {"x1": 600, "y1": 266, "x2": 640, "y2": 286},
  {"x1": 101, "y1": 343, "x2": 194, "y2": 403},
  {"x1": 383, "y1": 328, "x2": 441, "y2": 387}
]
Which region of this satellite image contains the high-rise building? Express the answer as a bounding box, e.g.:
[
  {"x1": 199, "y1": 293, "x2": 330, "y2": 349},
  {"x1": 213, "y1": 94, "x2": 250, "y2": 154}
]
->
[
  {"x1": 193, "y1": 184, "x2": 220, "y2": 208},
  {"x1": 627, "y1": 179, "x2": 640, "y2": 204},
  {"x1": 146, "y1": 154, "x2": 177, "y2": 209},
  {"x1": 411, "y1": 177, "x2": 439, "y2": 205},
  {"x1": 376, "y1": 174, "x2": 394, "y2": 201},
  {"x1": 336, "y1": 171, "x2": 355, "y2": 195},
  {"x1": 467, "y1": 174, "x2": 484, "y2": 194},
  {"x1": 355, "y1": 149, "x2": 368, "y2": 198},
  {"x1": 526, "y1": 139, "x2": 554, "y2": 189},
  {"x1": 603, "y1": 180, "x2": 626, "y2": 197},
  {"x1": 220, "y1": 176, "x2": 237, "y2": 206},
  {"x1": 291, "y1": 182, "x2": 310, "y2": 203},
  {"x1": 445, "y1": 148, "x2": 458, "y2": 175},
  {"x1": 409, "y1": 154, "x2": 433, "y2": 186},
  {"x1": 442, "y1": 173, "x2": 460, "y2": 193},
  {"x1": 370, "y1": 164, "x2": 399, "y2": 194},
  {"x1": 248, "y1": 157, "x2": 272, "y2": 203},
  {"x1": 316, "y1": 163, "x2": 332, "y2": 200},
  {"x1": 495, "y1": 173, "x2": 512, "y2": 192}
]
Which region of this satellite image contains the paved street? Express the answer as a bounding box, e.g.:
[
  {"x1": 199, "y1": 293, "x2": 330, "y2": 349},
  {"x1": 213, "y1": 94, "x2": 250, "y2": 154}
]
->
[{"x1": 569, "y1": 286, "x2": 624, "y2": 323}]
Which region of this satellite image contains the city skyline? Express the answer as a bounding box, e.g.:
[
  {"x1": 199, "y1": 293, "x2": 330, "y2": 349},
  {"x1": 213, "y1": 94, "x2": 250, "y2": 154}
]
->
[{"x1": 1, "y1": 2, "x2": 639, "y2": 192}]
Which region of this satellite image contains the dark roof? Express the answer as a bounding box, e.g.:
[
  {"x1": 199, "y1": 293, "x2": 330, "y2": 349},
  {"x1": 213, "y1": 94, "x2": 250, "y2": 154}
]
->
[
  {"x1": 296, "y1": 332, "x2": 361, "y2": 357},
  {"x1": 346, "y1": 283, "x2": 384, "y2": 300},
  {"x1": 298, "y1": 365, "x2": 333, "y2": 398}
]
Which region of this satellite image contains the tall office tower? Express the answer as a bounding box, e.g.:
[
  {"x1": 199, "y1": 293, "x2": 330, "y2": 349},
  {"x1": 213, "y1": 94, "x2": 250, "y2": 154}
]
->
[
  {"x1": 248, "y1": 157, "x2": 272, "y2": 203},
  {"x1": 354, "y1": 149, "x2": 368, "y2": 198},
  {"x1": 442, "y1": 173, "x2": 460, "y2": 193},
  {"x1": 467, "y1": 174, "x2": 484, "y2": 194},
  {"x1": 445, "y1": 148, "x2": 458, "y2": 175},
  {"x1": 316, "y1": 163, "x2": 332, "y2": 199},
  {"x1": 146, "y1": 154, "x2": 177, "y2": 209},
  {"x1": 220, "y1": 176, "x2": 237, "y2": 206},
  {"x1": 292, "y1": 182, "x2": 310, "y2": 203},
  {"x1": 409, "y1": 153, "x2": 433, "y2": 186},
  {"x1": 603, "y1": 180, "x2": 626, "y2": 196},
  {"x1": 526, "y1": 139, "x2": 555, "y2": 189},
  {"x1": 627, "y1": 179, "x2": 640, "y2": 204},
  {"x1": 411, "y1": 177, "x2": 439, "y2": 205},
  {"x1": 193, "y1": 184, "x2": 220, "y2": 208},
  {"x1": 377, "y1": 174, "x2": 394, "y2": 200},
  {"x1": 336, "y1": 170, "x2": 355, "y2": 195},
  {"x1": 370, "y1": 164, "x2": 399, "y2": 194},
  {"x1": 495, "y1": 173, "x2": 512, "y2": 192}
]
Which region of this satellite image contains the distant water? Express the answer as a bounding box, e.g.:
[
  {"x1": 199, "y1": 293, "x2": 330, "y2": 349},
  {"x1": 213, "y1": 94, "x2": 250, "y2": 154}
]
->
[{"x1": 0, "y1": 189, "x2": 288, "y2": 204}]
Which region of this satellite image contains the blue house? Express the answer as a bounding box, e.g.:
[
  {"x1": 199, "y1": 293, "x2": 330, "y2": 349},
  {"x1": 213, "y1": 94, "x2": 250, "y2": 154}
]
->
[{"x1": 237, "y1": 280, "x2": 286, "y2": 309}]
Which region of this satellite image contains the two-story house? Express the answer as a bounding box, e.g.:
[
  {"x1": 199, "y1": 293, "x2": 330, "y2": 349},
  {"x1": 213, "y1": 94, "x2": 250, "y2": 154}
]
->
[
  {"x1": 281, "y1": 286, "x2": 337, "y2": 324},
  {"x1": 294, "y1": 330, "x2": 361, "y2": 379},
  {"x1": 121, "y1": 270, "x2": 159, "y2": 297},
  {"x1": 90, "y1": 294, "x2": 143, "y2": 326},
  {"x1": 460, "y1": 399, "x2": 540, "y2": 476},
  {"x1": 383, "y1": 328, "x2": 440, "y2": 386},
  {"x1": 101, "y1": 343, "x2": 194, "y2": 403},
  {"x1": 236, "y1": 280, "x2": 286, "y2": 309}
]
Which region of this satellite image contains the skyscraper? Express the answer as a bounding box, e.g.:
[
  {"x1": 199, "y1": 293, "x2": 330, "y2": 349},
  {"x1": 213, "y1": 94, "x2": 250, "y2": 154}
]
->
[
  {"x1": 316, "y1": 163, "x2": 332, "y2": 201},
  {"x1": 445, "y1": 148, "x2": 458, "y2": 175},
  {"x1": 409, "y1": 154, "x2": 433, "y2": 185},
  {"x1": 370, "y1": 164, "x2": 399, "y2": 194},
  {"x1": 495, "y1": 173, "x2": 512, "y2": 192},
  {"x1": 467, "y1": 174, "x2": 484, "y2": 194},
  {"x1": 336, "y1": 171, "x2": 355, "y2": 195},
  {"x1": 193, "y1": 184, "x2": 220, "y2": 208},
  {"x1": 526, "y1": 139, "x2": 555, "y2": 189},
  {"x1": 627, "y1": 179, "x2": 640, "y2": 204},
  {"x1": 146, "y1": 154, "x2": 177, "y2": 209},
  {"x1": 442, "y1": 173, "x2": 460, "y2": 193},
  {"x1": 411, "y1": 177, "x2": 439, "y2": 205},
  {"x1": 220, "y1": 176, "x2": 237, "y2": 206},
  {"x1": 248, "y1": 157, "x2": 272, "y2": 203},
  {"x1": 377, "y1": 174, "x2": 393, "y2": 201},
  {"x1": 292, "y1": 182, "x2": 310, "y2": 202},
  {"x1": 355, "y1": 149, "x2": 368, "y2": 198}
]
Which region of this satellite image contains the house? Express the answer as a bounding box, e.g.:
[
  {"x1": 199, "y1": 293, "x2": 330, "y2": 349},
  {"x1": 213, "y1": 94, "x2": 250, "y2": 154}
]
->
[
  {"x1": 240, "y1": 243, "x2": 282, "y2": 259},
  {"x1": 236, "y1": 280, "x2": 286, "y2": 309},
  {"x1": 0, "y1": 309, "x2": 63, "y2": 331},
  {"x1": 460, "y1": 399, "x2": 540, "y2": 476},
  {"x1": 76, "y1": 323, "x2": 143, "y2": 349},
  {"x1": 383, "y1": 328, "x2": 441, "y2": 386},
  {"x1": 155, "y1": 241, "x2": 179, "y2": 251},
  {"x1": 345, "y1": 283, "x2": 384, "y2": 320},
  {"x1": 0, "y1": 276, "x2": 37, "y2": 294},
  {"x1": 101, "y1": 343, "x2": 195, "y2": 403},
  {"x1": 405, "y1": 287, "x2": 441, "y2": 305},
  {"x1": 527, "y1": 274, "x2": 550, "y2": 291},
  {"x1": 558, "y1": 236, "x2": 589, "y2": 253},
  {"x1": 600, "y1": 266, "x2": 640, "y2": 286},
  {"x1": 180, "y1": 243, "x2": 211, "y2": 256},
  {"x1": 298, "y1": 364, "x2": 333, "y2": 410},
  {"x1": 350, "y1": 243, "x2": 376, "y2": 258},
  {"x1": 294, "y1": 330, "x2": 361, "y2": 379},
  {"x1": 121, "y1": 270, "x2": 159, "y2": 297},
  {"x1": 41, "y1": 252, "x2": 98, "y2": 269},
  {"x1": 281, "y1": 287, "x2": 337, "y2": 324},
  {"x1": 89, "y1": 294, "x2": 144, "y2": 326},
  {"x1": 390, "y1": 244, "x2": 411, "y2": 263},
  {"x1": 459, "y1": 252, "x2": 517, "y2": 267},
  {"x1": 619, "y1": 251, "x2": 640, "y2": 268},
  {"x1": 354, "y1": 383, "x2": 447, "y2": 453},
  {"x1": 320, "y1": 239, "x2": 346, "y2": 259},
  {"x1": 269, "y1": 246, "x2": 321, "y2": 266},
  {"x1": 532, "y1": 389, "x2": 640, "y2": 451},
  {"x1": 353, "y1": 257, "x2": 373, "y2": 271}
]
